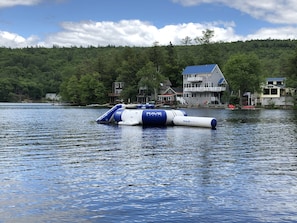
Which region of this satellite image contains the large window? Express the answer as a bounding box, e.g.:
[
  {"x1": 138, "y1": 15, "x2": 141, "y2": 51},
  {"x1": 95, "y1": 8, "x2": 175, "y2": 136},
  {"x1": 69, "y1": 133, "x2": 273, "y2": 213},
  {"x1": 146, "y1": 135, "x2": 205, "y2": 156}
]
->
[
  {"x1": 263, "y1": 89, "x2": 269, "y2": 95},
  {"x1": 271, "y1": 89, "x2": 278, "y2": 95}
]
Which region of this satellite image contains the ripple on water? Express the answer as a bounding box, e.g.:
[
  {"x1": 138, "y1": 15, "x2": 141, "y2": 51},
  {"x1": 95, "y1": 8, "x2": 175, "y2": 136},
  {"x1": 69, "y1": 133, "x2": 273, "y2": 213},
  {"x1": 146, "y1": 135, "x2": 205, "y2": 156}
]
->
[{"x1": 1, "y1": 105, "x2": 297, "y2": 222}]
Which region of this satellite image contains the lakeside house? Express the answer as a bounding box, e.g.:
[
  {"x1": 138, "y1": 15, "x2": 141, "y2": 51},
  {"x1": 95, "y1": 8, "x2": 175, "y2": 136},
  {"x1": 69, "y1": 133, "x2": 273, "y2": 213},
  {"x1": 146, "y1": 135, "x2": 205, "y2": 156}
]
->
[
  {"x1": 182, "y1": 64, "x2": 228, "y2": 106},
  {"x1": 45, "y1": 93, "x2": 61, "y2": 101},
  {"x1": 137, "y1": 85, "x2": 150, "y2": 104},
  {"x1": 157, "y1": 86, "x2": 184, "y2": 105},
  {"x1": 255, "y1": 77, "x2": 295, "y2": 108},
  {"x1": 109, "y1": 64, "x2": 228, "y2": 106},
  {"x1": 110, "y1": 78, "x2": 184, "y2": 105},
  {"x1": 108, "y1": 81, "x2": 124, "y2": 104},
  {"x1": 108, "y1": 67, "x2": 296, "y2": 109},
  {"x1": 136, "y1": 78, "x2": 183, "y2": 105}
]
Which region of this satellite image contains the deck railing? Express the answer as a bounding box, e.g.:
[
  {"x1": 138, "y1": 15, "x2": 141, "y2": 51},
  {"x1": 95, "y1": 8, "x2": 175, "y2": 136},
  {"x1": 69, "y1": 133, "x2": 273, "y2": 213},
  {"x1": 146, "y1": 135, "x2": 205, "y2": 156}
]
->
[{"x1": 184, "y1": 86, "x2": 226, "y2": 92}]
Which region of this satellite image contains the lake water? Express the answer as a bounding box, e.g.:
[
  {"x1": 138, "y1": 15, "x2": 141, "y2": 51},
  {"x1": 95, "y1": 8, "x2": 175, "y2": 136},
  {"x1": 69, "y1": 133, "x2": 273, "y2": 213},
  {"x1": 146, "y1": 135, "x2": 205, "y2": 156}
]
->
[{"x1": 0, "y1": 103, "x2": 297, "y2": 223}]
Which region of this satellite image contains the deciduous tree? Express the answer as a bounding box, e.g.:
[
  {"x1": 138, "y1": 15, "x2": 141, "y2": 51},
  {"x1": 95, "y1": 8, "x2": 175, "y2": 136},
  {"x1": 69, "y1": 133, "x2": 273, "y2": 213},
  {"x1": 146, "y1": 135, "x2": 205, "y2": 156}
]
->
[
  {"x1": 223, "y1": 53, "x2": 263, "y2": 101},
  {"x1": 137, "y1": 61, "x2": 166, "y2": 101},
  {"x1": 194, "y1": 29, "x2": 214, "y2": 45}
]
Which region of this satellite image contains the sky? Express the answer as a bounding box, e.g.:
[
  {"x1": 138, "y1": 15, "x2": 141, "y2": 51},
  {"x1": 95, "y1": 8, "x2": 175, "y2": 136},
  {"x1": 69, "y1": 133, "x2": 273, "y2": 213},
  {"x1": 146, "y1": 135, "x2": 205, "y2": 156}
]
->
[{"x1": 0, "y1": 0, "x2": 297, "y2": 48}]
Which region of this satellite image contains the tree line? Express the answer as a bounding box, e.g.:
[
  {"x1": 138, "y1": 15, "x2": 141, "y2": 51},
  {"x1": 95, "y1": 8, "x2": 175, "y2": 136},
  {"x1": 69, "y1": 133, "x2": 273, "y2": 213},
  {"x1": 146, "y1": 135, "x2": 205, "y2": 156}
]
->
[{"x1": 0, "y1": 38, "x2": 296, "y2": 105}]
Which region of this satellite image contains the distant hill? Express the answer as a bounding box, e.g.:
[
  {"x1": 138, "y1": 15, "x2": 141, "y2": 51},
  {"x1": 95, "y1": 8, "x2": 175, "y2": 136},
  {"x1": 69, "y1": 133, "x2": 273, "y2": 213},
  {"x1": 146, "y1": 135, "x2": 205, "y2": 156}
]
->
[{"x1": 0, "y1": 39, "x2": 296, "y2": 103}]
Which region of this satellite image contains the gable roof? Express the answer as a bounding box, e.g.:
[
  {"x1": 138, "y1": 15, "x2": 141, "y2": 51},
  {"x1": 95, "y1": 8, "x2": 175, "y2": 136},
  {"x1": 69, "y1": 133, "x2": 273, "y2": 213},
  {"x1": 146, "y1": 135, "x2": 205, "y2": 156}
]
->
[
  {"x1": 160, "y1": 87, "x2": 177, "y2": 95},
  {"x1": 182, "y1": 64, "x2": 217, "y2": 75},
  {"x1": 159, "y1": 86, "x2": 183, "y2": 97},
  {"x1": 266, "y1": 77, "x2": 286, "y2": 82}
]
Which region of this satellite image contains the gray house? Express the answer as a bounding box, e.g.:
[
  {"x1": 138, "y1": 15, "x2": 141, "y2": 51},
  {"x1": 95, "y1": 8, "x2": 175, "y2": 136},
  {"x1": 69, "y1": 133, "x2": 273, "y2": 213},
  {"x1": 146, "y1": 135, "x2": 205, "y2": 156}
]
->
[
  {"x1": 182, "y1": 64, "x2": 228, "y2": 106},
  {"x1": 109, "y1": 82, "x2": 124, "y2": 104}
]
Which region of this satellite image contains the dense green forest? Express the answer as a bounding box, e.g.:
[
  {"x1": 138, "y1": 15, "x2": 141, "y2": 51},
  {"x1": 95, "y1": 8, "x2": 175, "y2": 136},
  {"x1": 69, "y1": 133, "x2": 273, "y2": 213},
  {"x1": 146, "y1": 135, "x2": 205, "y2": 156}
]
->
[{"x1": 0, "y1": 39, "x2": 297, "y2": 105}]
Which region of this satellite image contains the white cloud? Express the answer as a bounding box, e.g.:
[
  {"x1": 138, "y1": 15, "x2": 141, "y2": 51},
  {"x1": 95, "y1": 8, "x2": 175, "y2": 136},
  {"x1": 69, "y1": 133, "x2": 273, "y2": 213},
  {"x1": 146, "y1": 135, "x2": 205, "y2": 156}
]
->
[
  {"x1": 172, "y1": 0, "x2": 297, "y2": 25},
  {"x1": 0, "y1": 31, "x2": 39, "y2": 47},
  {"x1": 246, "y1": 26, "x2": 297, "y2": 40},
  {"x1": 41, "y1": 20, "x2": 243, "y2": 47},
  {"x1": 42, "y1": 20, "x2": 159, "y2": 47},
  {"x1": 1, "y1": 19, "x2": 297, "y2": 48},
  {"x1": 0, "y1": 0, "x2": 41, "y2": 8}
]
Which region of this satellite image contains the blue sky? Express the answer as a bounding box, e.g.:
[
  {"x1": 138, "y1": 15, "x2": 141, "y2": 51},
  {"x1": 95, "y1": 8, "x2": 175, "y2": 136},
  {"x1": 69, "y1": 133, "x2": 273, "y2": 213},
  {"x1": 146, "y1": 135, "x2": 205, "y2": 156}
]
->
[{"x1": 0, "y1": 0, "x2": 296, "y2": 48}]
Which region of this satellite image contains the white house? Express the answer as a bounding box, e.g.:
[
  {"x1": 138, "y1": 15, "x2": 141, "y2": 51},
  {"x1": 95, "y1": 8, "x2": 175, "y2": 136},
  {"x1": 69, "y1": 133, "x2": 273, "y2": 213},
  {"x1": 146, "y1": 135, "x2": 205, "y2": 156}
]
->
[
  {"x1": 257, "y1": 77, "x2": 294, "y2": 108},
  {"x1": 182, "y1": 64, "x2": 228, "y2": 106},
  {"x1": 45, "y1": 93, "x2": 61, "y2": 101}
]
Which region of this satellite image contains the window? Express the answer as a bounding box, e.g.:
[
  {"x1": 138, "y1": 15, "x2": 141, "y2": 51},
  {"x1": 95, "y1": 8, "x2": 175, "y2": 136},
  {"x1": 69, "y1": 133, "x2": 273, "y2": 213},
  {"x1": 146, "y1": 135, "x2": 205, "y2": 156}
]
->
[
  {"x1": 271, "y1": 89, "x2": 278, "y2": 95},
  {"x1": 263, "y1": 89, "x2": 269, "y2": 95}
]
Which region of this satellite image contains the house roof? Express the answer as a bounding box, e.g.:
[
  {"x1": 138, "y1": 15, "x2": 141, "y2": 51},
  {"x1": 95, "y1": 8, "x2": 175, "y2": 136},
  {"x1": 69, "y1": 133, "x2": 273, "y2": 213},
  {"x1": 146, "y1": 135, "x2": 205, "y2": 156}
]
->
[
  {"x1": 266, "y1": 77, "x2": 286, "y2": 82},
  {"x1": 172, "y1": 87, "x2": 183, "y2": 93},
  {"x1": 182, "y1": 64, "x2": 217, "y2": 75},
  {"x1": 159, "y1": 86, "x2": 183, "y2": 96}
]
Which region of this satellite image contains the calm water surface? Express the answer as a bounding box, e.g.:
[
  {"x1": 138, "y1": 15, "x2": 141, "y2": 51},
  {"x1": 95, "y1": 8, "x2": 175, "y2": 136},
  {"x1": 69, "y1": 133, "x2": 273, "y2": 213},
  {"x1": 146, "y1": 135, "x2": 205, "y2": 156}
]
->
[{"x1": 0, "y1": 103, "x2": 297, "y2": 222}]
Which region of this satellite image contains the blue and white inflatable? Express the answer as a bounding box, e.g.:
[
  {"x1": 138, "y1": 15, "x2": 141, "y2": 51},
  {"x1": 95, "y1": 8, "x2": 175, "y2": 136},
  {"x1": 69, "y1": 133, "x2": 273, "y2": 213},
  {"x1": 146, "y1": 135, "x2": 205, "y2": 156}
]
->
[{"x1": 96, "y1": 104, "x2": 217, "y2": 129}]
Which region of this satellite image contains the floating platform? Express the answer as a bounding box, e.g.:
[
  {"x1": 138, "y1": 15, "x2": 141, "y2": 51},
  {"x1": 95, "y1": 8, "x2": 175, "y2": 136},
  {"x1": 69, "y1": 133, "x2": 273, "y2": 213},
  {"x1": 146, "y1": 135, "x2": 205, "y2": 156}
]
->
[{"x1": 96, "y1": 104, "x2": 217, "y2": 129}]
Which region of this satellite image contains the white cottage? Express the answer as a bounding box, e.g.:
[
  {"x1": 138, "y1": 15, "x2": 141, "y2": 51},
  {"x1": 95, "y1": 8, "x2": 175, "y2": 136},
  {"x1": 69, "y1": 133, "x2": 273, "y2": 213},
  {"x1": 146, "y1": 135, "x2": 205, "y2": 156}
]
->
[
  {"x1": 257, "y1": 77, "x2": 294, "y2": 108},
  {"x1": 182, "y1": 64, "x2": 228, "y2": 106}
]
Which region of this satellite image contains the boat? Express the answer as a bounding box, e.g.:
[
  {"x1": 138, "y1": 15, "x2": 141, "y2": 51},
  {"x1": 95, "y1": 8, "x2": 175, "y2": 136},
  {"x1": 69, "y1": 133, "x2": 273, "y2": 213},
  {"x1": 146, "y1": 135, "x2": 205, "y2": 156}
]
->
[{"x1": 96, "y1": 104, "x2": 217, "y2": 129}]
